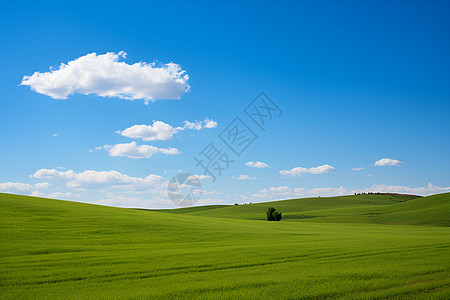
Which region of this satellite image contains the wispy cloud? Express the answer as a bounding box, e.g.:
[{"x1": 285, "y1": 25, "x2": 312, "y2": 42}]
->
[
  {"x1": 232, "y1": 174, "x2": 256, "y2": 180},
  {"x1": 279, "y1": 165, "x2": 335, "y2": 177},
  {"x1": 102, "y1": 142, "x2": 180, "y2": 159},
  {"x1": 251, "y1": 183, "x2": 450, "y2": 200},
  {"x1": 246, "y1": 161, "x2": 270, "y2": 168}
]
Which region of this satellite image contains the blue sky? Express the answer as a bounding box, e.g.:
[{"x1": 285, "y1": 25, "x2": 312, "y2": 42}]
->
[{"x1": 1, "y1": 0, "x2": 449, "y2": 208}]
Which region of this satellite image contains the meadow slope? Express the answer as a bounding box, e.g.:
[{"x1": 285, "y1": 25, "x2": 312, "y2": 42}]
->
[
  {"x1": 157, "y1": 193, "x2": 450, "y2": 226},
  {"x1": 1, "y1": 192, "x2": 449, "y2": 299}
]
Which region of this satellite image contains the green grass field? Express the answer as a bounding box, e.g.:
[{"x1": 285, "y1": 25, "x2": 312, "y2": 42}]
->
[{"x1": 1, "y1": 192, "x2": 449, "y2": 299}]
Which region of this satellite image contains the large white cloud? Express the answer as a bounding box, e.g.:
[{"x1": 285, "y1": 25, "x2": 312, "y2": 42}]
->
[
  {"x1": 102, "y1": 142, "x2": 180, "y2": 159},
  {"x1": 374, "y1": 158, "x2": 403, "y2": 167},
  {"x1": 279, "y1": 164, "x2": 335, "y2": 177},
  {"x1": 117, "y1": 118, "x2": 217, "y2": 141},
  {"x1": 20, "y1": 51, "x2": 189, "y2": 103},
  {"x1": 246, "y1": 161, "x2": 270, "y2": 168}
]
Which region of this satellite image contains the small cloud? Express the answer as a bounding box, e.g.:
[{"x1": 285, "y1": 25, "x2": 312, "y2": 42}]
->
[
  {"x1": 182, "y1": 120, "x2": 202, "y2": 130},
  {"x1": 279, "y1": 164, "x2": 335, "y2": 177},
  {"x1": 182, "y1": 118, "x2": 217, "y2": 131},
  {"x1": 308, "y1": 165, "x2": 335, "y2": 174},
  {"x1": 352, "y1": 167, "x2": 363, "y2": 171},
  {"x1": 232, "y1": 174, "x2": 256, "y2": 180},
  {"x1": 51, "y1": 133, "x2": 58, "y2": 137},
  {"x1": 117, "y1": 121, "x2": 178, "y2": 141},
  {"x1": 203, "y1": 118, "x2": 217, "y2": 129},
  {"x1": 374, "y1": 158, "x2": 403, "y2": 167},
  {"x1": 117, "y1": 118, "x2": 217, "y2": 142},
  {"x1": 246, "y1": 161, "x2": 270, "y2": 168}
]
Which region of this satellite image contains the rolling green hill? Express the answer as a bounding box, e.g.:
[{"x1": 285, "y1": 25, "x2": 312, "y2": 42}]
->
[
  {"x1": 157, "y1": 193, "x2": 450, "y2": 226},
  {"x1": 1, "y1": 192, "x2": 449, "y2": 299}
]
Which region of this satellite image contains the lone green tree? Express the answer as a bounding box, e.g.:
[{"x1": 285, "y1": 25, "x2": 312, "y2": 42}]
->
[{"x1": 266, "y1": 207, "x2": 282, "y2": 221}]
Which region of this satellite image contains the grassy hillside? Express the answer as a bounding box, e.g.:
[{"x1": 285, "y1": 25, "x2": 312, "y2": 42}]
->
[
  {"x1": 158, "y1": 193, "x2": 450, "y2": 226},
  {"x1": 1, "y1": 192, "x2": 449, "y2": 299}
]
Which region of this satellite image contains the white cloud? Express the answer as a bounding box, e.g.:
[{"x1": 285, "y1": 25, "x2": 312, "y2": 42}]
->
[
  {"x1": 117, "y1": 118, "x2": 217, "y2": 142},
  {"x1": 308, "y1": 165, "x2": 335, "y2": 174},
  {"x1": 246, "y1": 161, "x2": 270, "y2": 168},
  {"x1": 279, "y1": 167, "x2": 307, "y2": 177},
  {"x1": 102, "y1": 142, "x2": 180, "y2": 159},
  {"x1": 20, "y1": 51, "x2": 189, "y2": 103},
  {"x1": 183, "y1": 120, "x2": 203, "y2": 130},
  {"x1": 35, "y1": 182, "x2": 50, "y2": 189},
  {"x1": 352, "y1": 167, "x2": 363, "y2": 171},
  {"x1": 232, "y1": 174, "x2": 256, "y2": 180},
  {"x1": 374, "y1": 158, "x2": 402, "y2": 167},
  {"x1": 0, "y1": 182, "x2": 35, "y2": 193},
  {"x1": 204, "y1": 118, "x2": 218, "y2": 129},
  {"x1": 187, "y1": 174, "x2": 213, "y2": 181},
  {"x1": 31, "y1": 169, "x2": 76, "y2": 180},
  {"x1": 182, "y1": 118, "x2": 217, "y2": 131},
  {"x1": 117, "y1": 121, "x2": 178, "y2": 141},
  {"x1": 31, "y1": 168, "x2": 167, "y2": 191},
  {"x1": 251, "y1": 183, "x2": 450, "y2": 201},
  {"x1": 51, "y1": 133, "x2": 58, "y2": 137},
  {"x1": 279, "y1": 164, "x2": 335, "y2": 177}
]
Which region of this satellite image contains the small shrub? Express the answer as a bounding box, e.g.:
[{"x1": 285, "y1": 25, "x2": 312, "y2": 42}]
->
[{"x1": 266, "y1": 207, "x2": 282, "y2": 221}]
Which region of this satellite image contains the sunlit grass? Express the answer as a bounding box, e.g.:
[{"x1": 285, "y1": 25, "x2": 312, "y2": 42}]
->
[{"x1": 1, "y1": 193, "x2": 449, "y2": 299}]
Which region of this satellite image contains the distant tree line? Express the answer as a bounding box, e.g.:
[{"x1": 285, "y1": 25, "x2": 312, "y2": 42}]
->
[{"x1": 354, "y1": 192, "x2": 382, "y2": 195}]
